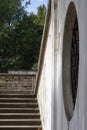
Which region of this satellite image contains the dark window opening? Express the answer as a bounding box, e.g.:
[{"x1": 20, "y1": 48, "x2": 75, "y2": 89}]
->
[{"x1": 71, "y1": 18, "x2": 79, "y2": 108}]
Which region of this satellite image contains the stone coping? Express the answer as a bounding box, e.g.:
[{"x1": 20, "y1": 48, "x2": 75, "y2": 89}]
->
[
  {"x1": 0, "y1": 73, "x2": 36, "y2": 76},
  {"x1": 35, "y1": 0, "x2": 51, "y2": 96}
]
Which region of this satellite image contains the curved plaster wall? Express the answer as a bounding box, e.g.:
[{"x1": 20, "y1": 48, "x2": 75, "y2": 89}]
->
[
  {"x1": 56, "y1": 0, "x2": 87, "y2": 130},
  {"x1": 62, "y1": 2, "x2": 79, "y2": 121},
  {"x1": 37, "y1": 0, "x2": 87, "y2": 130}
]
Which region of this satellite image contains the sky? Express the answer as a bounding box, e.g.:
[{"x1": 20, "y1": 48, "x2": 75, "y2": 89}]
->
[{"x1": 23, "y1": 0, "x2": 48, "y2": 14}]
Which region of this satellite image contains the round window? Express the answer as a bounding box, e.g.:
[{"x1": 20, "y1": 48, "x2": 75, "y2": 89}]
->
[{"x1": 62, "y1": 2, "x2": 79, "y2": 121}]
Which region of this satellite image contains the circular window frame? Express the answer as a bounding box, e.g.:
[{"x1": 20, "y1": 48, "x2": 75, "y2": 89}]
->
[{"x1": 62, "y1": 2, "x2": 79, "y2": 121}]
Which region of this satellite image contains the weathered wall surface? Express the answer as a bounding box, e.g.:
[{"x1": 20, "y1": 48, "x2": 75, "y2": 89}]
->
[
  {"x1": 37, "y1": 18, "x2": 54, "y2": 130},
  {"x1": 37, "y1": 0, "x2": 87, "y2": 130},
  {"x1": 53, "y1": 0, "x2": 87, "y2": 130}
]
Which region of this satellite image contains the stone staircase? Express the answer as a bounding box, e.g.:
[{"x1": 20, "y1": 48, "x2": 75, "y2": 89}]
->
[{"x1": 0, "y1": 73, "x2": 42, "y2": 130}]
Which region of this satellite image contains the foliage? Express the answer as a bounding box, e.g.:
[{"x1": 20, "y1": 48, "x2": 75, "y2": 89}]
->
[
  {"x1": 35, "y1": 4, "x2": 46, "y2": 26},
  {"x1": 0, "y1": 1, "x2": 46, "y2": 72}
]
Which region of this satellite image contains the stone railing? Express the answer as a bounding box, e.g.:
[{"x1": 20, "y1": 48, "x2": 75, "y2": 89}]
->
[
  {"x1": 35, "y1": 0, "x2": 51, "y2": 96},
  {"x1": 0, "y1": 72, "x2": 36, "y2": 94}
]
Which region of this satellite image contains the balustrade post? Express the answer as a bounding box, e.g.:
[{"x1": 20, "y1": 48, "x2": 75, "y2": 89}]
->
[{"x1": 12, "y1": 76, "x2": 14, "y2": 89}]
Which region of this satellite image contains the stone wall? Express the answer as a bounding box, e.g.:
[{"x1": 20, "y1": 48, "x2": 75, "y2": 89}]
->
[{"x1": 0, "y1": 73, "x2": 36, "y2": 94}]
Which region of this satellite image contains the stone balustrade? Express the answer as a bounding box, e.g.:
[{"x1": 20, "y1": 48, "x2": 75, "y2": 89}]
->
[{"x1": 0, "y1": 73, "x2": 36, "y2": 94}]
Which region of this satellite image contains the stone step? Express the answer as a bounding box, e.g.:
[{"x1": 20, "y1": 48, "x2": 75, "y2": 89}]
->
[
  {"x1": 0, "y1": 103, "x2": 38, "y2": 108},
  {"x1": 0, "y1": 113, "x2": 40, "y2": 119},
  {"x1": 0, "y1": 94, "x2": 35, "y2": 98},
  {"x1": 0, "y1": 108, "x2": 39, "y2": 113},
  {"x1": 0, "y1": 90, "x2": 34, "y2": 94},
  {"x1": 0, "y1": 98, "x2": 37, "y2": 103},
  {"x1": 0, "y1": 125, "x2": 42, "y2": 130},
  {"x1": 0, "y1": 87, "x2": 42, "y2": 130},
  {"x1": 0, "y1": 119, "x2": 41, "y2": 125}
]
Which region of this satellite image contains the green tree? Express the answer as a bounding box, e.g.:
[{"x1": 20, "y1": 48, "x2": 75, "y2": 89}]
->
[
  {"x1": 35, "y1": 4, "x2": 46, "y2": 26},
  {"x1": 9, "y1": 4, "x2": 46, "y2": 70},
  {"x1": 0, "y1": 0, "x2": 29, "y2": 72},
  {"x1": 0, "y1": 0, "x2": 25, "y2": 28},
  {"x1": 0, "y1": 2, "x2": 46, "y2": 72}
]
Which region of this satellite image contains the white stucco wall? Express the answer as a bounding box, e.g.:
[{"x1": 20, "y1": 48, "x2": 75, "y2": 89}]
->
[
  {"x1": 37, "y1": 17, "x2": 54, "y2": 130},
  {"x1": 37, "y1": 0, "x2": 87, "y2": 130},
  {"x1": 55, "y1": 0, "x2": 87, "y2": 130}
]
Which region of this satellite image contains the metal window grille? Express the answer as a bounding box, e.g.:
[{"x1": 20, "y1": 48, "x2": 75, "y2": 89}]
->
[{"x1": 71, "y1": 18, "x2": 79, "y2": 108}]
